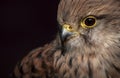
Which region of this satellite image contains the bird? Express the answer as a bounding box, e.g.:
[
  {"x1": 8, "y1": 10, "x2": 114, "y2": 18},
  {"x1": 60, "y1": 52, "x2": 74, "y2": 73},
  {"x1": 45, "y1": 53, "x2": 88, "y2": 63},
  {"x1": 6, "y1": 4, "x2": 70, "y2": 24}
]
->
[{"x1": 13, "y1": 0, "x2": 120, "y2": 78}]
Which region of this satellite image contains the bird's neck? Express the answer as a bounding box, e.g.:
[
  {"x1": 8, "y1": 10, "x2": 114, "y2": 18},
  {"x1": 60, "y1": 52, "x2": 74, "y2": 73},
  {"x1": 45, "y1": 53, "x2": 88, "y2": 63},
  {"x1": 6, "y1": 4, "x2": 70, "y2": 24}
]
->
[
  {"x1": 53, "y1": 34, "x2": 120, "y2": 77},
  {"x1": 53, "y1": 42, "x2": 120, "y2": 78}
]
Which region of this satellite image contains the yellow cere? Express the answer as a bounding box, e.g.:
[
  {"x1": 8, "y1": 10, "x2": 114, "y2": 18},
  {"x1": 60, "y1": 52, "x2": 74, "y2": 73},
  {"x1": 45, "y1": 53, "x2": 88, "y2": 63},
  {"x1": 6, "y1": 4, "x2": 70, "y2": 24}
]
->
[
  {"x1": 80, "y1": 15, "x2": 97, "y2": 29},
  {"x1": 63, "y1": 24, "x2": 80, "y2": 36},
  {"x1": 63, "y1": 24, "x2": 73, "y2": 32}
]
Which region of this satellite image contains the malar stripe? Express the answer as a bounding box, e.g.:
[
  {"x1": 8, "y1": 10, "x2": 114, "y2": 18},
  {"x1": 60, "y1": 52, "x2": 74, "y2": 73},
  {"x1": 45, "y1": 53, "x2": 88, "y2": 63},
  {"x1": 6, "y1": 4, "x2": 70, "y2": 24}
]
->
[
  {"x1": 105, "y1": 70, "x2": 110, "y2": 78},
  {"x1": 88, "y1": 60, "x2": 93, "y2": 78},
  {"x1": 112, "y1": 64, "x2": 120, "y2": 73}
]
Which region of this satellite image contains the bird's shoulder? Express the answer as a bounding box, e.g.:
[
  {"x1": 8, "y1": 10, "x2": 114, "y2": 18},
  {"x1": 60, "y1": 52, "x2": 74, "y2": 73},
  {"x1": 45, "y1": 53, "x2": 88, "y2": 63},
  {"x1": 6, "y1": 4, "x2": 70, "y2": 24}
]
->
[{"x1": 13, "y1": 40, "x2": 61, "y2": 78}]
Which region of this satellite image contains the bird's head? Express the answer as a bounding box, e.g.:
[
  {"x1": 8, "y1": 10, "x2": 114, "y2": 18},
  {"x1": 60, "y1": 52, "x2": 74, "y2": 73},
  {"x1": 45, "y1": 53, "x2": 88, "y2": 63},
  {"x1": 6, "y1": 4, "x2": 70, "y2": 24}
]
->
[{"x1": 57, "y1": 0, "x2": 120, "y2": 54}]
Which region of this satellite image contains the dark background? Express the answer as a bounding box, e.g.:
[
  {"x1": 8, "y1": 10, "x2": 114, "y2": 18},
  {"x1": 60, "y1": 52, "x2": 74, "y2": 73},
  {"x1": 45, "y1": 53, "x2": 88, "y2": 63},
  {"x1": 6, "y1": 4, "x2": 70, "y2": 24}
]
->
[{"x1": 0, "y1": 0, "x2": 60, "y2": 78}]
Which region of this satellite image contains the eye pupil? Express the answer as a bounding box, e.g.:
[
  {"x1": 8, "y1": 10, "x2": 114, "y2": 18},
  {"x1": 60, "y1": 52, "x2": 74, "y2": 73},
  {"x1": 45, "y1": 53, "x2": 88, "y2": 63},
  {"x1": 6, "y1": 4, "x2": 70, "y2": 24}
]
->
[{"x1": 85, "y1": 18, "x2": 95, "y2": 26}]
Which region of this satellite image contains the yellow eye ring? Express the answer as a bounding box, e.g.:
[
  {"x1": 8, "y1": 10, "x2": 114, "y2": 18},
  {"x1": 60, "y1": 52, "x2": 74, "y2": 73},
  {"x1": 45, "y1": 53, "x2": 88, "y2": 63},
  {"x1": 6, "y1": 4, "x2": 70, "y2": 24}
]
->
[{"x1": 80, "y1": 15, "x2": 97, "y2": 29}]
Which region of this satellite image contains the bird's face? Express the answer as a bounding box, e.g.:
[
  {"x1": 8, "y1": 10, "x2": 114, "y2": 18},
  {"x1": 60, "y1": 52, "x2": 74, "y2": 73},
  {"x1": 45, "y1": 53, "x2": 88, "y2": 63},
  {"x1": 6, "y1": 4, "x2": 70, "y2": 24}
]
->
[{"x1": 57, "y1": 0, "x2": 120, "y2": 54}]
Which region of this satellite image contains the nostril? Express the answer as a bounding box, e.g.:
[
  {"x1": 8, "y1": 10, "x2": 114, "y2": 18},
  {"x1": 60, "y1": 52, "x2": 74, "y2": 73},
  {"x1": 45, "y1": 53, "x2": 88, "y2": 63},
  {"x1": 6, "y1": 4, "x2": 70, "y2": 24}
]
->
[
  {"x1": 63, "y1": 24, "x2": 73, "y2": 32},
  {"x1": 68, "y1": 26, "x2": 72, "y2": 30}
]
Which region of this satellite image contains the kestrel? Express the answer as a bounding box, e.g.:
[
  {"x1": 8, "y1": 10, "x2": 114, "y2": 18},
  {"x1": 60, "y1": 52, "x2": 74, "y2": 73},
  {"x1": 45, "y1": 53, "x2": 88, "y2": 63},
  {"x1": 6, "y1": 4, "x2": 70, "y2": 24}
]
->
[{"x1": 13, "y1": 0, "x2": 120, "y2": 78}]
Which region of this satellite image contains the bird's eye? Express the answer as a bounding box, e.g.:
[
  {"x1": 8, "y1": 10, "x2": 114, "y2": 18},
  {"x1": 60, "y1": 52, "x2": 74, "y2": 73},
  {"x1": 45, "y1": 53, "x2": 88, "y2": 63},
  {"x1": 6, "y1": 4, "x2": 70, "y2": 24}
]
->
[
  {"x1": 63, "y1": 24, "x2": 73, "y2": 32},
  {"x1": 81, "y1": 16, "x2": 97, "y2": 29}
]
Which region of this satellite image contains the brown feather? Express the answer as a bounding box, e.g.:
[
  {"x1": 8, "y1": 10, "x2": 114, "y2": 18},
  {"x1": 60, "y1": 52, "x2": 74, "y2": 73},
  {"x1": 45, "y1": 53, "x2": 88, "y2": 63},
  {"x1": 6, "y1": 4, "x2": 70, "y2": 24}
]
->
[{"x1": 13, "y1": 0, "x2": 120, "y2": 78}]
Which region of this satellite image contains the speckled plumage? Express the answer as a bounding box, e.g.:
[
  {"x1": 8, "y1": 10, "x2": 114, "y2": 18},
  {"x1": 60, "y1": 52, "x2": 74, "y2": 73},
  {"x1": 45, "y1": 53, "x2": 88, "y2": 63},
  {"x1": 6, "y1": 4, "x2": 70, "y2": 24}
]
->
[{"x1": 13, "y1": 0, "x2": 120, "y2": 78}]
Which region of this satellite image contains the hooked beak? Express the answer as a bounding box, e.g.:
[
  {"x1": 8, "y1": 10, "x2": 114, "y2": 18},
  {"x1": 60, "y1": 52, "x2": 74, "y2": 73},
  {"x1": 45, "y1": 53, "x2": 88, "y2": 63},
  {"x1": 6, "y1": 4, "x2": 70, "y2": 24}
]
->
[
  {"x1": 61, "y1": 27, "x2": 72, "y2": 41},
  {"x1": 59, "y1": 24, "x2": 79, "y2": 41}
]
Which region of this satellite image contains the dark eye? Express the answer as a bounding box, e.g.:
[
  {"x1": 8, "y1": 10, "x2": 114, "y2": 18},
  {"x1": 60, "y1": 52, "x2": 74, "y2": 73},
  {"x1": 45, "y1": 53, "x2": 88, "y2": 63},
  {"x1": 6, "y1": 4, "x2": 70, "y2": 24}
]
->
[{"x1": 81, "y1": 16, "x2": 97, "y2": 29}]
